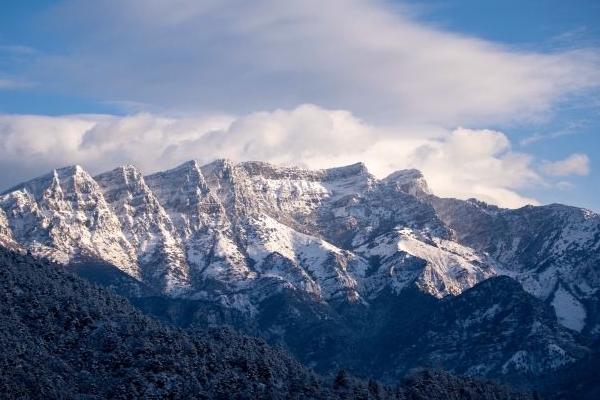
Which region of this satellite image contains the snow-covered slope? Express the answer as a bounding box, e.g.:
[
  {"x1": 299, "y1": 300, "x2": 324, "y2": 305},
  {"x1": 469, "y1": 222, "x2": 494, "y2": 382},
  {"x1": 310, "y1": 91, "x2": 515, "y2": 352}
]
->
[
  {"x1": 1, "y1": 159, "x2": 599, "y2": 338},
  {"x1": 95, "y1": 165, "x2": 190, "y2": 294},
  {"x1": 429, "y1": 197, "x2": 600, "y2": 334},
  {"x1": 356, "y1": 228, "x2": 495, "y2": 298}
]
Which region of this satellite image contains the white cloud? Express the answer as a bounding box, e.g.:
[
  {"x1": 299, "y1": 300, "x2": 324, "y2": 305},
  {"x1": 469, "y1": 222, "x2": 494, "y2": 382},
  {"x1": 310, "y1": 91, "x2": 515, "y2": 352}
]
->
[
  {"x1": 0, "y1": 105, "x2": 555, "y2": 208},
  {"x1": 395, "y1": 128, "x2": 542, "y2": 207},
  {"x1": 542, "y1": 153, "x2": 590, "y2": 176},
  {"x1": 30, "y1": 0, "x2": 600, "y2": 125}
]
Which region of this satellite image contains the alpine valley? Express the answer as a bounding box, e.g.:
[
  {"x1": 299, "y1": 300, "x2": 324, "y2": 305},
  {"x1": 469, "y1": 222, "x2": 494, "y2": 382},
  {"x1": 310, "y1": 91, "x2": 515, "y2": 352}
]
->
[{"x1": 1, "y1": 159, "x2": 599, "y2": 399}]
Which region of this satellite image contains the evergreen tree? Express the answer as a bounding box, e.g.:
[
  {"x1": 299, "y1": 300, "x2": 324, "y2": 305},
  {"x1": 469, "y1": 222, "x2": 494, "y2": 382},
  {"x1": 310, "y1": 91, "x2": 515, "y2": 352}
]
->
[
  {"x1": 368, "y1": 378, "x2": 381, "y2": 399},
  {"x1": 333, "y1": 370, "x2": 349, "y2": 391}
]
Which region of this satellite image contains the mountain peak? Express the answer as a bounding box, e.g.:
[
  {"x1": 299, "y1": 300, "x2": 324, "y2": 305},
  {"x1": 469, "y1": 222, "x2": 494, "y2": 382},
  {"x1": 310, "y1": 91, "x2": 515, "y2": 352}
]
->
[
  {"x1": 117, "y1": 164, "x2": 140, "y2": 174},
  {"x1": 323, "y1": 162, "x2": 369, "y2": 179},
  {"x1": 145, "y1": 160, "x2": 207, "y2": 190},
  {"x1": 96, "y1": 164, "x2": 143, "y2": 183},
  {"x1": 57, "y1": 164, "x2": 84, "y2": 174},
  {"x1": 169, "y1": 159, "x2": 201, "y2": 172},
  {"x1": 95, "y1": 165, "x2": 150, "y2": 196},
  {"x1": 383, "y1": 168, "x2": 431, "y2": 196},
  {"x1": 202, "y1": 158, "x2": 235, "y2": 172},
  {"x1": 384, "y1": 168, "x2": 423, "y2": 180},
  {"x1": 1, "y1": 164, "x2": 95, "y2": 198}
]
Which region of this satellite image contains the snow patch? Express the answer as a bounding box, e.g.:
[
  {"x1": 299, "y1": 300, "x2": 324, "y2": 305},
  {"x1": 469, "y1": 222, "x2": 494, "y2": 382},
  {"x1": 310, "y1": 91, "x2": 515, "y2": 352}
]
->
[{"x1": 551, "y1": 285, "x2": 586, "y2": 332}]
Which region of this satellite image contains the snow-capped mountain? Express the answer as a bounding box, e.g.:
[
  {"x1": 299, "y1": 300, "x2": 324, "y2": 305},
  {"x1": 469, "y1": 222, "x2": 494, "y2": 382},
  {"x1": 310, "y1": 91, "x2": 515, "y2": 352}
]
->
[
  {"x1": 1, "y1": 159, "x2": 598, "y2": 338},
  {"x1": 2, "y1": 159, "x2": 599, "y2": 386}
]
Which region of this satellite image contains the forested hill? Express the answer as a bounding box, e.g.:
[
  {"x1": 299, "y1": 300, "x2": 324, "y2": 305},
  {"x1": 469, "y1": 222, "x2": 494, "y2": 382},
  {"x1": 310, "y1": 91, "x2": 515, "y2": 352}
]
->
[{"x1": 0, "y1": 247, "x2": 533, "y2": 399}]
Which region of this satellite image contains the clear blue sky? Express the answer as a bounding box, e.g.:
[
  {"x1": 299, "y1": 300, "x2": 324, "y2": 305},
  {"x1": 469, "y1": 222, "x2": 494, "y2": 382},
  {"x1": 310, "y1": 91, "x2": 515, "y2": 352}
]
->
[{"x1": 0, "y1": 0, "x2": 598, "y2": 210}]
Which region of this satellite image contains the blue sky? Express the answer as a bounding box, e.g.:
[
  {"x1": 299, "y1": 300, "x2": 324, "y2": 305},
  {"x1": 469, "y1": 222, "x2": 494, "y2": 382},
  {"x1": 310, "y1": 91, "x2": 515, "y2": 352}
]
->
[{"x1": 0, "y1": 0, "x2": 599, "y2": 210}]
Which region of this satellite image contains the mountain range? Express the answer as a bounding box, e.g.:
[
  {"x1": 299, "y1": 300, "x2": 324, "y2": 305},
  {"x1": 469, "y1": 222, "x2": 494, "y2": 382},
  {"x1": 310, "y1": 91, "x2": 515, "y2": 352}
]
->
[{"x1": 1, "y1": 159, "x2": 598, "y2": 396}]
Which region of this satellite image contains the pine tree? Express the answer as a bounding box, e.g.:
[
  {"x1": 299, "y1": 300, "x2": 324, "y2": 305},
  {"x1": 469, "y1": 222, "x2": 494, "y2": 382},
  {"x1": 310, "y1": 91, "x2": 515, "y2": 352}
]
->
[
  {"x1": 333, "y1": 369, "x2": 349, "y2": 391},
  {"x1": 368, "y1": 378, "x2": 380, "y2": 399}
]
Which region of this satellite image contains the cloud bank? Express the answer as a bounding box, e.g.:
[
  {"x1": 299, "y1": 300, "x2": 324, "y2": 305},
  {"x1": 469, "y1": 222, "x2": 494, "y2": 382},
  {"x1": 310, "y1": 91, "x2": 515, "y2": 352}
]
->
[
  {"x1": 31, "y1": 0, "x2": 600, "y2": 124},
  {"x1": 2, "y1": 1, "x2": 598, "y2": 209},
  {"x1": 0, "y1": 105, "x2": 587, "y2": 208}
]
